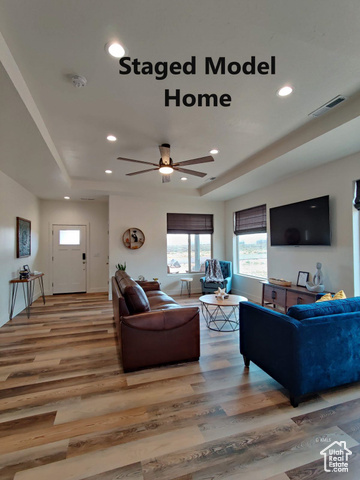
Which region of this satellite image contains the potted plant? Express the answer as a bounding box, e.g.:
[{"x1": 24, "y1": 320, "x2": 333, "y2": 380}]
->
[{"x1": 116, "y1": 262, "x2": 126, "y2": 271}]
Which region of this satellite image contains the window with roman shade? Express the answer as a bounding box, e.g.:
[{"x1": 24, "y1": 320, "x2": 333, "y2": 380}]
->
[
  {"x1": 234, "y1": 204, "x2": 268, "y2": 279},
  {"x1": 166, "y1": 213, "x2": 213, "y2": 274},
  {"x1": 167, "y1": 213, "x2": 214, "y2": 234},
  {"x1": 234, "y1": 204, "x2": 266, "y2": 235}
]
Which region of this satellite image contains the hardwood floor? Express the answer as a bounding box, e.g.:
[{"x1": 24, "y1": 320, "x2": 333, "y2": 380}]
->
[{"x1": 1, "y1": 293, "x2": 360, "y2": 479}]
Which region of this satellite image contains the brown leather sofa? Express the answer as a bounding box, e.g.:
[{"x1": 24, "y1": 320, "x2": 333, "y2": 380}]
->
[{"x1": 111, "y1": 270, "x2": 200, "y2": 372}]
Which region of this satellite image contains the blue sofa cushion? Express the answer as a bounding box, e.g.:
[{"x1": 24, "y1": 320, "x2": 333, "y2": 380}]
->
[{"x1": 287, "y1": 297, "x2": 360, "y2": 321}]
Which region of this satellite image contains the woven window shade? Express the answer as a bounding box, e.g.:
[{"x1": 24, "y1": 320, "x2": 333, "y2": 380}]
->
[
  {"x1": 234, "y1": 204, "x2": 266, "y2": 235},
  {"x1": 167, "y1": 213, "x2": 214, "y2": 234},
  {"x1": 354, "y1": 180, "x2": 360, "y2": 211}
]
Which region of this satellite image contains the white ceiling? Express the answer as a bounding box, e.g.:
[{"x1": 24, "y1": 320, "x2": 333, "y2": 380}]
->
[{"x1": 1, "y1": 0, "x2": 360, "y2": 201}]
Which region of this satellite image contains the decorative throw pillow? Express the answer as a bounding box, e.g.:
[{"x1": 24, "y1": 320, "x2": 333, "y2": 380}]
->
[
  {"x1": 333, "y1": 290, "x2": 347, "y2": 300},
  {"x1": 316, "y1": 293, "x2": 332, "y2": 302},
  {"x1": 316, "y1": 290, "x2": 346, "y2": 302}
]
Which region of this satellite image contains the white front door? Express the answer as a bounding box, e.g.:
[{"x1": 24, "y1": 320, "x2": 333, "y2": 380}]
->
[{"x1": 52, "y1": 225, "x2": 87, "y2": 294}]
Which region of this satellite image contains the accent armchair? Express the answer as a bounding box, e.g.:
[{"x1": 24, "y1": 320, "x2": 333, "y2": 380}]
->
[{"x1": 200, "y1": 260, "x2": 232, "y2": 294}]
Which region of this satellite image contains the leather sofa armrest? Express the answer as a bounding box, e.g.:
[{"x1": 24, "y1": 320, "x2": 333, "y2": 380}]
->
[
  {"x1": 122, "y1": 307, "x2": 199, "y2": 330},
  {"x1": 120, "y1": 306, "x2": 200, "y2": 372},
  {"x1": 136, "y1": 280, "x2": 161, "y2": 291}
]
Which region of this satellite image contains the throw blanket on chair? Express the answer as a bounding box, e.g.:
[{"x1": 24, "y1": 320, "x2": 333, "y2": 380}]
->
[{"x1": 205, "y1": 259, "x2": 224, "y2": 283}]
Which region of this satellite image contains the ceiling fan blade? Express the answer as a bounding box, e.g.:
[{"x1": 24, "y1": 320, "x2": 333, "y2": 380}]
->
[
  {"x1": 117, "y1": 157, "x2": 158, "y2": 167},
  {"x1": 159, "y1": 144, "x2": 171, "y2": 164},
  {"x1": 173, "y1": 167, "x2": 207, "y2": 178},
  {"x1": 126, "y1": 168, "x2": 159, "y2": 176},
  {"x1": 173, "y1": 155, "x2": 214, "y2": 167},
  {"x1": 162, "y1": 174, "x2": 171, "y2": 183}
]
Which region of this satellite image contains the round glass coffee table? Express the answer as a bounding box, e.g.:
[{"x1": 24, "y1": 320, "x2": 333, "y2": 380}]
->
[{"x1": 199, "y1": 294, "x2": 248, "y2": 332}]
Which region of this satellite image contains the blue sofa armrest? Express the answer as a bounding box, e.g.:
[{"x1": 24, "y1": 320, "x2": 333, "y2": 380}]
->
[{"x1": 240, "y1": 302, "x2": 302, "y2": 396}]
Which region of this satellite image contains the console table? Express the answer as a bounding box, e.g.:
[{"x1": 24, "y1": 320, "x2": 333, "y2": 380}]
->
[
  {"x1": 9, "y1": 273, "x2": 45, "y2": 320},
  {"x1": 261, "y1": 281, "x2": 322, "y2": 312}
]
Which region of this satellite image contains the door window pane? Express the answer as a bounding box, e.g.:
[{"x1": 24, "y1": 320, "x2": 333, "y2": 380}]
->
[{"x1": 59, "y1": 230, "x2": 80, "y2": 245}]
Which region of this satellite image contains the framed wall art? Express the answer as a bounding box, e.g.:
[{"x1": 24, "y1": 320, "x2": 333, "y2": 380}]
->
[
  {"x1": 296, "y1": 271, "x2": 309, "y2": 287},
  {"x1": 16, "y1": 217, "x2": 31, "y2": 258},
  {"x1": 122, "y1": 228, "x2": 145, "y2": 249}
]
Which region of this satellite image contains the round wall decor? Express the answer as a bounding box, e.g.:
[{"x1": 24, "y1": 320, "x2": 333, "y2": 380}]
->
[{"x1": 123, "y1": 228, "x2": 145, "y2": 249}]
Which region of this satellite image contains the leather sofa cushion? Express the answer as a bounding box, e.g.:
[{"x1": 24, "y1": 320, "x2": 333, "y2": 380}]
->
[
  {"x1": 287, "y1": 297, "x2": 360, "y2": 321},
  {"x1": 147, "y1": 291, "x2": 179, "y2": 310},
  {"x1": 124, "y1": 284, "x2": 151, "y2": 315},
  {"x1": 114, "y1": 269, "x2": 180, "y2": 315},
  {"x1": 122, "y1": 307, "x2": 199, "y2": 330}
]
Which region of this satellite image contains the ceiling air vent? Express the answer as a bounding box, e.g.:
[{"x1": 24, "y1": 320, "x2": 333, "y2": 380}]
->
[
  {"x1": 309, "y1": 95, "x2": 347, "y2": 118},
  {"x1": 80, "y1": 197, "x2": 95, "y2": 201}
]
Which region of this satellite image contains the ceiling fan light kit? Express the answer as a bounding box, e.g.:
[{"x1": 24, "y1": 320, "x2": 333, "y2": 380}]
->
[
  {"x1": 117, "y1": 144, "x2": 214, "y2": 183},
  {"x1": 159, "y1": 165, "x2": 174, "y2": 174}
]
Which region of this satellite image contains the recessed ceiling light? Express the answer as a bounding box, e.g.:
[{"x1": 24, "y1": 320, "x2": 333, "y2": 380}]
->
[
  {"x1": 277, "y1": 85, "x2": 293, "y2": 97},
  {"x1": 105, "y1": 170, "x2": 112, "y2": 174},
  {"x1": 210, "y1": 149, "x2": 219, "y2": 155},
  {"x1": 107, "y1": 135, "x2": 117, "y2": 142},
  {"x1": 106, "y1": 42, "x2": 125, "y2": 58},
  {"x1": 64, "y1": 196, "x2": 70, "y2": 200},
  {"x1": 181, "y1": 177, "x2": 188, "y2": 181}
]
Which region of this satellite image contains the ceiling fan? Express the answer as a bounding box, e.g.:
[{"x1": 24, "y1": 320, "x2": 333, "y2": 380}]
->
[{"x1": 117, "y1": 144, "x2": 214, "y2": 183}]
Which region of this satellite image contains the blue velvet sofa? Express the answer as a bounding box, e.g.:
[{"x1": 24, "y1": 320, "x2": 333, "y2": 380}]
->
[
  {"x1": 200, "y1": 260, "x2": 232, "y2": 294},
  {"x1": 239, "y1": 298, "x2": 360, "y2": 407}
]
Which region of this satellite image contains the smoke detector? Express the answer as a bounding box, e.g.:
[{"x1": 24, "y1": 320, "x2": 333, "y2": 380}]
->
[{"x1": 72, "y1": 75, "x2": 87, "y2": 88}]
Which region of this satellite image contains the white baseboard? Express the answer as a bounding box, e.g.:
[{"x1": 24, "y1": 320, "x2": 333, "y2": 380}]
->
[
  {"x1": 45, "y1": 288, "x2": 108, "y2": 296},
  {"x1": 88, "y1": 287, "x2": 108, "y2": 293},
  {"x1": 230, "y1": 288, "x2": 261, "y2": 305}
]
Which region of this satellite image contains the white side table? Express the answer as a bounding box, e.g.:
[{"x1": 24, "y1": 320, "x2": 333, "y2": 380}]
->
[{"x1": 180, "y1": 278, "x2": 193, "y2": 297}]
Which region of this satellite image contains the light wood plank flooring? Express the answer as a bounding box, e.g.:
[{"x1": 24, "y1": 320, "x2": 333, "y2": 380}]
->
[{"x1": 1, "y1": 293, "x2": 360, "y2": 479}]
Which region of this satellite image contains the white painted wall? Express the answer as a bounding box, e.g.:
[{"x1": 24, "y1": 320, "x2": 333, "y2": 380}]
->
[
  {"x1": 225, "y1": 152, "x2": 360, "y2": 303},
  {"x1": 39, "y1": 200, "x2": 109, "y2": 295},
  {"x1": 109, "y1": 194, "x2": 225, "y2": 296},
  {"x1": 0, "y1": 170, "x2": 40, "y2": 326}
]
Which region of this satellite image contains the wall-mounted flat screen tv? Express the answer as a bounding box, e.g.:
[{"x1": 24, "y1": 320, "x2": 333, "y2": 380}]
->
[{"x1": 270, "y1": 195, "x2": 331, "y2": 246}]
